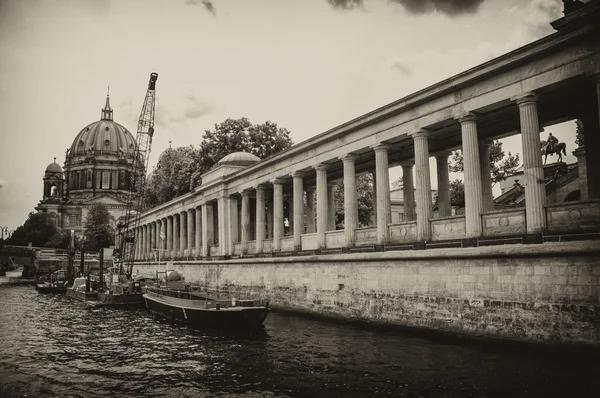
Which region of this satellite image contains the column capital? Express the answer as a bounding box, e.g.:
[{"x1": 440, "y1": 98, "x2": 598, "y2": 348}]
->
[
  {"x1": 179, "y1": 210, "x2": 186, "y2": 215},
  {"x1": 327, "y1": 181, "x2": 338, "y2": 188},
  {"x1": 410, "y1": 129, "x2": 431, "y2": 139},
  {"x1": 512, "y1": 92, "x2": 539, "y2": 106},
  {"x1": 255, "y1": 184, "x2": 266, "y2": 192},
  {"x1": 305, "y1": 185, "x2": 315, "y2": 193},
  {"x1": 434, "y1": 151, "x2": 453, "y2": 160},
  {"x1": 271, "y1": 178, "x2": 284, "y2": 185},
  {"x1": 478, "y1": 139, "x2": 494, "y2": 148},
  {"x1": 314, "y1": 163, "x2": 329, "y2": 172},
  {"x1": 457, "y1": 112, "x2": 477, "y2": 124},
  {"x1": 370, "y1": 143, "x2": 389, "y2": 152},
  {"x1": 339, "y1": 153, "x2": 358, "y2": 162},
  {"x1": 399, "y1": 159, "x2": 415, "y2": 167},
  {"x1": 241, "y1": 189, "x2": 252, "y2": 197},
  {"x1": 291, "y1": 171, "x2": 304, "y2": 178}
]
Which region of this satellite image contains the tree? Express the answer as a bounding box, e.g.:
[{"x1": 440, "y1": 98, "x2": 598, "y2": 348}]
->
[
  {"x1": 449, "y1": 140, "x2": 520, "y2": 186},
  {"x1": 83, "y1": 203, "x2": 115, "y2": 251},
  {"x1": 391, "y1": 176, "x2": 403, "y2": 189},
  {"x1": 45, "y1": 229, "x2": 71, "y2": 249},
  {"x1": 450, "y1": 179, "x2": 465, "y2": 207},
  {"x1": 144, "y1": 145, "x2": 201, "y2": 209},
  {"x1": 143, "y1": 118, "x2": 293, "y2": 208},
  {"x1": 6, "y1": 212, "x2": 58, "y2": 247},
  {"x1": 575, "y1": 119, "x2": 585, "y2": 147}
]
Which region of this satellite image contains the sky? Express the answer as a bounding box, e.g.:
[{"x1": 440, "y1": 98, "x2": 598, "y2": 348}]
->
[{"x1": 0, "y1": 0, "x2": 582, "y2": 231}]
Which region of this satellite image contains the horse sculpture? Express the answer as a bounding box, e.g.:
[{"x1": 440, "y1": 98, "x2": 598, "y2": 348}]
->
[{"x1": 540, "y1": 140, "x2": 567, "y2": 164}]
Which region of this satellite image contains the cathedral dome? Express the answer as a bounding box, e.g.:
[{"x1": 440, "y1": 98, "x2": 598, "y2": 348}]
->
[
  {"x1": 68, "y1": 95, "x2": 136, "y2": 158},
  {"x1": 217, "y1": 152, "x2": 260, "y2": 166},
  {"x1": 45, "y1": 159, "x2": 62, "y2": 174}
]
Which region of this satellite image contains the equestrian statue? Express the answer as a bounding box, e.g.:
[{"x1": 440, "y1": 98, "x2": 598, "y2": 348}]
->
[{"x1": 540, "y1": 132, "x2": 566, "y2": 164}]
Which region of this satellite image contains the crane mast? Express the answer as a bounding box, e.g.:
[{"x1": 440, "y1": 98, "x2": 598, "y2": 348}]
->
[{"x1": 118, "y1": 72, "x2": 158, "y2": 277}]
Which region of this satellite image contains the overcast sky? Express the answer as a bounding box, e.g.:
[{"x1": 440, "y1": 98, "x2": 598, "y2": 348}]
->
[{"x1": 0, "y1": 0, "x2": 580, "y2": 231}]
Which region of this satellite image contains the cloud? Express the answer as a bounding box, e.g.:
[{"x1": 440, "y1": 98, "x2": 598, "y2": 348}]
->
[
  {"x1": 328, "y1": 0, "x2": 364, "y2": 10},
  {"x1": 389, "y1": 0, "x2": 486, "y2": 16},
  {"x1": 508, "y1": 0, "x2": 562, "y2": 38},
  {"x1": 185, "y1": 0, "x2": 216, "y2": 15},
  {"x1": 155, "y1": 95, "x2": 215, "y2": 126},
  {"x1": 0, "y1": 178, "x2": 5, "y2": 189},
  {"x1": 390, "y1": 61, "x2": 412, "y2": 76}
]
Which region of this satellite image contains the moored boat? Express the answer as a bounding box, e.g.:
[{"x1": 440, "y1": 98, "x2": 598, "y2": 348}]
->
[
  {"x1": 143, "y1": 271, "x2": 269, "y2": 329},
  {"x1": 36, "y1": 270, "x2": 67, "y2": 293}
]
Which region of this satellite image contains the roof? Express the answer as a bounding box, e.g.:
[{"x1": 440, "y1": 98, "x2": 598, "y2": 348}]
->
[
  {"x1": 217, "y1": 152, "x2": 260, "y2": 166},
  {"x1": 45, "y1": 161, "x2": 62, "y2": 173}
]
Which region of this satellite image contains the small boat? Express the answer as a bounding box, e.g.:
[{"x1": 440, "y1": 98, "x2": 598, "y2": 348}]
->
[
  {"x1": 143, "y1": 270, "x2": 269, "y2": 329},
  {"x1": 36, "y1": 270, "x2": 67, "y2": 293}
]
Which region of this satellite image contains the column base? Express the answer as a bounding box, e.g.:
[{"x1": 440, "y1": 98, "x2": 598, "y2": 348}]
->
[
  {"x1": 413, "y1": 241, "x2": 427, "y2": 250},
  {"x1": 523, "y1": 233, "x2": 544, "y2": 245},
  {"x1": 461, "y1": 238, "x2": 478, "y2": 248},
  {"x1": 373, "y1": 244, "x2": 385, "y2": 252},
  {"x1": 341, "y1": 247, "x2": 351, "y2": 254}
]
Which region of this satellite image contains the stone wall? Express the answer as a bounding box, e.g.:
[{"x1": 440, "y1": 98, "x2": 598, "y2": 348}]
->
[{"x1": 135, "y1": 241, "x2": 600, "y2": 346}]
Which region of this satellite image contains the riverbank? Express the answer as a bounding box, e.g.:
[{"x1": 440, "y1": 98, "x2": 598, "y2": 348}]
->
[{"x1": 133, "y1": 240, "x2": 600, "y2": 346}]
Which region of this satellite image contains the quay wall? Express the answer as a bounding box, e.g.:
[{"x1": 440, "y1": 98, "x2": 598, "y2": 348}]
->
[{"x1": 135, "y1": 241, "x2": 600, "y2": 346}]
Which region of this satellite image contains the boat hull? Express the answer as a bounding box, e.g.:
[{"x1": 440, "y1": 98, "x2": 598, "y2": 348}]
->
[
  {"x1": 36, "y1": 284, "x2": 67, "y2": 294},
  {"x1": 143, "y1": 291, "x2": 269, "y2": 329}
]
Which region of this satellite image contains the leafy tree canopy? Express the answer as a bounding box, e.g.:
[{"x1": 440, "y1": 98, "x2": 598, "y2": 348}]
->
[
  {"x1": 449, "y1": 140, "x2": 520, "y2": 186},
  {"x1": 575, "y1": 119, "x2": 585, "y2": 147},
  {"x1": 333, "y1": 174, "x2": 375, "y2": 228},
  {"x1": 144, "y1": 118, "x2": 293, "y2": 208},
  {"x1": 6, "y1": 212, "x2": 58, "y2": 247},
  {"x1": 83, "y1": 203, "x2": 115, "y2": 251},
  {"x1": 450, "y1": 179, "x2": 465, "y2": 207}
]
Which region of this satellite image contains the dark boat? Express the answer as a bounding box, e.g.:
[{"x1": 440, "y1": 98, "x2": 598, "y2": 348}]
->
[
  {"x1": 143, "y1": 271, "x2": 269, "y2": 329},
  {"x1": 36, "y1": 270, "x2": 67, "y2": 293}
]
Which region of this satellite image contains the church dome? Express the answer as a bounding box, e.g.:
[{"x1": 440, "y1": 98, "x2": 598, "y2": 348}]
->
[
  {"x1": 45, "y1": 160, "x2": 62, "y2": 174},
  {"x1": 69, "y1": 95, "x2": 136, "y2": 158},
  {"x1": 217, "y1": 152, "x2": 260, "y2": 166}
]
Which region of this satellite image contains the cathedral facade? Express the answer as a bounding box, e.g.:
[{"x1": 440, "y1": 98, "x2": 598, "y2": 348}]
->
[{"x1": 35, "y1": 95, "x2": 139, "y2": 237}]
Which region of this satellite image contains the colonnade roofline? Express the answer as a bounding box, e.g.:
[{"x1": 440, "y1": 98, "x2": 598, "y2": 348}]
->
[
  {"x1": 134, "y1": 10, "x2": 600, "y2": 225},
  {"x1": 202, "y1": 22, "x2": 597, "y2": 185}
]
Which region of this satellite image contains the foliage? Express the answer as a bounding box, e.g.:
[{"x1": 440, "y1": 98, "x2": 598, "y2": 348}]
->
[
  {"x1": 144, "y1": 145, "x2": 200, "y2": 209},
  {"x1": 391, "y1": 176, "x2": 403, "y2": 189},
  {"x1": 83, "y1": 203, "x2": 115, "y2": 251},
  {"x1": 575, "y1": 119, "x2": 585, "y2": 147},
  {"x1": 6, "y1": 212, "x2": 58, "y2": 247},
  {"x1": 45, "y1": 230, "x2": 71, "y2": 249},
  {"x1": 450, "y1": 179, "x2": 465, "y2": 207},
  {"x1": 143, "y1": 118, "x2": 293, "y2": 208},
  {"x1": 333, "y1": 174, "x2": 375, "y2": 228},
  {"x1": 449, "y1": 140, "x2": 520, "y2": 186},
  {"x1": 197, "y1": 118, "x2": 293, "y2": 172}
]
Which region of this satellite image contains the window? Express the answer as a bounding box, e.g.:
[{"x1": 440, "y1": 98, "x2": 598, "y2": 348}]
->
[
  {"x1": 86, "y1": 170, "x2": 93, "y2": 188},
  {"x1": 111, "y1": 171, "x2": 118, "y2": 189},
  {"x1": 75, "y1": 172, "x2": 80, "y2": 189},
  {"x1": 96, "y1": 171, "x2": 102, "y2": 188},
  {"x1": 102, "y1": 170, "x2": 110, "y2": 189}
]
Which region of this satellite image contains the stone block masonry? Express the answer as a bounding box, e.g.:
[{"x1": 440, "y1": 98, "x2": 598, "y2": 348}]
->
[{"x1": 136, "y1": 241, "x2": 600, "y2": 346}]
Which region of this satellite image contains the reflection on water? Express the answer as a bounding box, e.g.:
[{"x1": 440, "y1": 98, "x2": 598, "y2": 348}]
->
[{"x1": 1, "y1": 272, "x2": 598, "y2": 397}]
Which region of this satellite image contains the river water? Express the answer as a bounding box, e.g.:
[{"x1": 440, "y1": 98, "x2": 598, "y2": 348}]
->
[{"x1": 1, "y1": 272, "x2": 598, "y2": 398}]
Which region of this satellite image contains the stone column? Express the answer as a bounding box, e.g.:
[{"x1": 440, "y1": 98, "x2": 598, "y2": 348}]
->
[
  {"x1": 187, "y1": 209, "x2": 194, "y2": 256},
  {"x1": 173, "y1": 214, "x2": 180, "y2": 258},
  {"x1": 479, "y1": 140, "x2": 494, "y2": 212},
  {"x1": 150, "y1": 222, "x2": 155, "y2": 259},
  {"x1": 272, "y1": 179, "x2": 284, "y2": 251},
  {"x1": 401, "y1": 161, "x2": 415, "y2": 222},
  {"x1": 516, "y1": 93, "x2": 547, "y2": 233},
  {"x1": 201, "y1": 205, "x2": 208, "y2": 257},
  {"x1": 267, "y1": 195, "x2": 274, "y2": 240},
  {"x1": 194, "y1": 207, "x2": 202, "y2": 257},
  {"x1": 166, "y1": 216, "x2": 173, "y2": 257},
  {"x1": 141, "y1": 225, "x2": 146, "y2": 260},
  {"x1": 306, "y1": 187, "x2": 316, "y2": 233},
  {"x1": 145, "y1": 224, "x2": 150, "y2": 259},
  {"x1": 459, "y1": 114, "x2": 484, "y2": 238},
  {"x1": 372, "y1": 171, "x2": 377, "y2": 226},
  {"x1": 292, "y1": 172, "x2": 304, "y2": 251},
  {"x1": 412, "y1": 131, "x2": 433, "y2": 240},
  {"x1": 372, "y1": 144, "x2": 391, "y2": 245},
  {"x1": 218, "y1": 196, "x2": 231, "y2": 256},
  {"x1": 179, "y1": 211, "x2": 186, "y2": 256},
  {"x1": 158, "y1": 219, "x2": 164, "y2": 254},
  {"x1": 255, "y1": 185, "x2": 266, "y2": 253},
  {"x1": 340, "y1": 154, "x2": 358, "y2": 247},
  {"x1": 327, "y1": 183, "x2": 336, "y2": 231},
  {"x1": 435, "y1": 152, "x2": 451, "y2": 218},
  {"x1": 241, "y1": 191, "x2": 251, "y2": 253},
  {"x1": 315, "y1": 163, "x2": 328, "y2": 249},
  {"x1": 230, "y1": 196, "x2": 239, "y2": 246}
]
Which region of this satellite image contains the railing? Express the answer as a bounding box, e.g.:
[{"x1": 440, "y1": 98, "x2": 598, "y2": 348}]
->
[
  {"x1": 430, "y1": 216, "x2": 466, "y2": 241},
  {"x1": 325, "y1": 230, "x2": 345, "y2": 248},
  {"x1": 301, "y1": 233, "x2": 317, "y2": 250},
  {"x1": 354, "y1": 227, "x2": 377, "y2": 246}
]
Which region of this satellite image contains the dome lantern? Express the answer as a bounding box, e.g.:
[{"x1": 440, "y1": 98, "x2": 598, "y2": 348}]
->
[{"x1": 101, "y1": 87, "x2": 113, "y2": 121}]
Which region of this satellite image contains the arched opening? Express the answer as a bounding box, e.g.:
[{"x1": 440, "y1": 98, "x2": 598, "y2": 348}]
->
[{"x1": 564, "y1": 190, "x2": 581, "y2": 202}]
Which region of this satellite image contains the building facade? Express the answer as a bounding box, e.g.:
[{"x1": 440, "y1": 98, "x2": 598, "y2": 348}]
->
[{"x1": 35, "y1": 95, "x2": 139, "y2": 236}]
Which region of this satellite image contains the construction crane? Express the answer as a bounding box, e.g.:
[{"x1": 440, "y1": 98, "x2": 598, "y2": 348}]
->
[{"x1": 117, "y1": 72, "x2": 158, "y2": 277}]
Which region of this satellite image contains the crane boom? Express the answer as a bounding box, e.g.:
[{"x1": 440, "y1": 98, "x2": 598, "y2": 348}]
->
[{"x1": 118, "y1": 72, "x2": 158, "y2": 277}]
